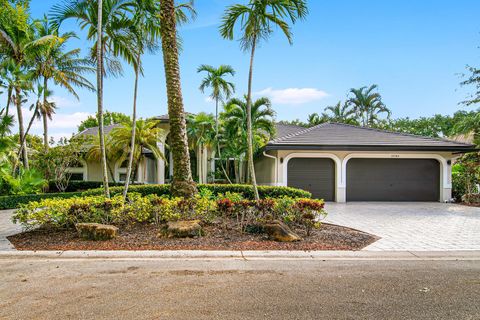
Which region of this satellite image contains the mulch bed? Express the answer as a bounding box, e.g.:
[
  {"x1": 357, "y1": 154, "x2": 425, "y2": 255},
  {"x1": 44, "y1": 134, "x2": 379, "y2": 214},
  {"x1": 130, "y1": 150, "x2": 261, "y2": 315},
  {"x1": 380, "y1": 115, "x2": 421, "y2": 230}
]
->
[
  {"x1": 8, "y1": 222, "x2": 379, "y2": 251},
  {"x1": 458, "y1": 202, "x2": 480, "y2": 208}
]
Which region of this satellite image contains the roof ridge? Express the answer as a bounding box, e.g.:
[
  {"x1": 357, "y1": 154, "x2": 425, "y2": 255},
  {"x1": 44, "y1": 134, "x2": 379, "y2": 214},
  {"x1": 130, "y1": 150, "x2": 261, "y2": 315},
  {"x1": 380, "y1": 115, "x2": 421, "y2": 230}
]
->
[
  {"x1": 271, "y1": 122, "x2": 328, "y2": 143},
  {"x1": 328, "y1": 122, "x2": 474, "y2": 146}
]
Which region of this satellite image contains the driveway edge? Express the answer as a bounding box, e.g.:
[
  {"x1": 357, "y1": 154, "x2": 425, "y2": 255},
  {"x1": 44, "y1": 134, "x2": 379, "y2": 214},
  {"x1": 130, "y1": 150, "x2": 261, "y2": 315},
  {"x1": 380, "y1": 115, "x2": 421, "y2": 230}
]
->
[{"x1": 1, "y1": 250, "x2": 480, "y2": 260}]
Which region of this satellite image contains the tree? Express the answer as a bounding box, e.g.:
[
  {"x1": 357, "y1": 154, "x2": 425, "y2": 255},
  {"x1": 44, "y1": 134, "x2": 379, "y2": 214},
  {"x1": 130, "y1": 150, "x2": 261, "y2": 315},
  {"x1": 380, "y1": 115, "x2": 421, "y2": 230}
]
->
[
  {"x1": 158, "y1": 0, "x2": 197, "y2": 198},
  {"x1": 222, "y1": 96, "x2": 275, "y2": 182},
  {"x1": 52, "y1": 0, "x2": 136, "y2": 197},
  {"x1": 109, "y1": 119, "x2": 165, "y2": 183},
  {"x1": 33, "y1": 16, "x2": 95, "y2": 151},
  {"x1": 460, "y1": 65, "x2": 480, "y2": 106},
  {"x1": 322, "y1": 101, "x2": 357, "y2": 124},
  {"x1": 78, "y1": 111, "x2": 130, "y2": 132},
  {"x1": 348, "y1": 84, "x2": 391, "y2": 127},
  {"x1": 220, "y1": 0, "x2": 308, "y2": 199},
  {"x1": 197, "y1": 64, "x2": 235, "y2": 182}
]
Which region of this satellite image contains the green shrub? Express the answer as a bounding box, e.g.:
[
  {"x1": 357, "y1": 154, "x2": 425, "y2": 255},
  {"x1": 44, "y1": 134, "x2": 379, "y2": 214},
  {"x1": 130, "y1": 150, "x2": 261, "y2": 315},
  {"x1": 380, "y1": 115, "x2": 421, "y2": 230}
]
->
[
  {"x1": 47, "y1": 181, "x2": 129, "y2": 193},
  {"x1": 462, "y1": 193, "x2": 480, "y2": 204},
  {"x1": 0, "y1": 192, "x2": 84, "y2": 210},
  {"x1": 81, "y1": 184, "x2": 312, "y2": 199}
]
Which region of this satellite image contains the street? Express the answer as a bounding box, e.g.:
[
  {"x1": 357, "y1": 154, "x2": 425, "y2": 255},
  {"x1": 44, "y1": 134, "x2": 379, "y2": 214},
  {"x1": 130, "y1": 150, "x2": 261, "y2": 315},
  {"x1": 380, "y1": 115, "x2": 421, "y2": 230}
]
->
[{"x1": 0, "y1": 257, "x2": 479, "y2": 319}]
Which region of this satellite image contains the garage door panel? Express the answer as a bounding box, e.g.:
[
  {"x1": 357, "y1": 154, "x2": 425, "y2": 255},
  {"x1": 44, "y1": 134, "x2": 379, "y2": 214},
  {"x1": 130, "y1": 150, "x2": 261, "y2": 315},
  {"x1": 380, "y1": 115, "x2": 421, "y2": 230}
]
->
[
  {"x1": 287, "y1": 158, "x2": 335, "y2": 201},
  {"x1": 347, "y1": 159, "x2": 440, "y2": 201}
]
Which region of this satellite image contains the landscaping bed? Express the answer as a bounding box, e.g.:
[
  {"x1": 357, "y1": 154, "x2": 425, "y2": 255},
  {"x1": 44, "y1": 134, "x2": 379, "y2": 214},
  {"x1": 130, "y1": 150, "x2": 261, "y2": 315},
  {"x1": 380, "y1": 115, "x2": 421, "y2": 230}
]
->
[{"x1": 8, "y1": 222, "x2": 378, "y2": 251}]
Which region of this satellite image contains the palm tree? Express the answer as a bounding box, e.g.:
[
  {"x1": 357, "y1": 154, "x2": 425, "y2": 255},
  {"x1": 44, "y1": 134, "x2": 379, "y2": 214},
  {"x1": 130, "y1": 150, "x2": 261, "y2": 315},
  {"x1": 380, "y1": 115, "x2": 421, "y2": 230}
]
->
[
  {"x1": 197, "y1": 64, "x2": 235, "y2": 182},
  {"x1": 109, "y1": 119, "x2": 166, "y2": 182},
  {"x1": 33, "y1": 16, "x2": 95, "y2": 152},
  {"x1": 222, "y1": 96, "x2": 276, "y2": 182},
  {"x1": 186, "y1": 113, "x2": 216, "y2": 183},
  {"x1": 0, "y1": 4, "x2": 59, "y2": 170},
  {"x1": 348, "y1": 85, "x2": 391, "y2": 127},
  {"x1": 158, "y1": 0, "x2": 197, "y2": 198},
  {"x1": 322, "y1": 101, "x2": 357, "y2": 124},
  {"x1": 220, "y1": 0, "x2": 308, "y2": 199},
  {"x1": 51, "y1": 0, "x2": 136, "y2": 198}
]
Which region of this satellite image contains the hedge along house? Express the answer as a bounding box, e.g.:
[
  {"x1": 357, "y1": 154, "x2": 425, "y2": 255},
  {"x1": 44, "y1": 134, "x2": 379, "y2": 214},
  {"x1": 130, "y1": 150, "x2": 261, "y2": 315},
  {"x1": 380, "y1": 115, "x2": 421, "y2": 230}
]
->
[
  {"x1": 255, "y1": 123, "x2": 476, "y2": 202},
  {"x1": 75, "y1": 114, "x2": 212, "y2": 185}
]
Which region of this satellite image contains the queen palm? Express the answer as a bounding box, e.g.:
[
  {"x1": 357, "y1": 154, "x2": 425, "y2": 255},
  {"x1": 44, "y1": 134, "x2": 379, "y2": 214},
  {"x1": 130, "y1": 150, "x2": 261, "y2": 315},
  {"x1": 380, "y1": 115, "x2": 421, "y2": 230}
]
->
[
  {"x1": 197, "y1": 64, "x2": 235, "y2": 183},
  {"x1": 52, "y1": 0, "x2": 137, "y2": 197},
  {"x1": 33, "y1": 16, "x2": 95, "y2": 152},
  {"x1": 220, "y1": 0, "x2": 308, "y2": 199},
  {"x1": 222, "y1": 96, "x2": 275, "y2": 182},
  {"x1": 348, "y1": 85, "x2": 391, "y2": 127},
  {"x1": 322, "y1": 101, "x2": 357, "y2": 125},
  {"x1": 109, "y1": 119, "x2": 165, "y2": 182},
  {"x1": 158, "y1": 0, "x2": 197, "y2": 198},
  {"x1": 0, "y1": 4, "x2": 59, "y2": 169}
]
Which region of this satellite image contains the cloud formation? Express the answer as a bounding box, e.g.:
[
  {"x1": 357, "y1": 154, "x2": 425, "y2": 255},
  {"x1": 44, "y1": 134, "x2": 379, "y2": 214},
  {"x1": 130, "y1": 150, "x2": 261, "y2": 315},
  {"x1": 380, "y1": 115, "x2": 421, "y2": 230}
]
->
[
  {"x1": 50, "y1": 95, "x2": 81, "y2": 108},
  {"x1": 256, "y1": 87, "x2": 329, "y2": 105}
]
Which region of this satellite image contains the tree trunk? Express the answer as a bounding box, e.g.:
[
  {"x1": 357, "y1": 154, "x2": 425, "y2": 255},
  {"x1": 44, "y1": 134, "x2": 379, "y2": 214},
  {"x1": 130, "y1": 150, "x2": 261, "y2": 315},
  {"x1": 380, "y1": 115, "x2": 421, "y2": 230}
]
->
[
  {"x1": 97, "y1": 0, "x2": 110, "y2": 198},
  {"x1": 5, "y1": 86, "x2": 12, "y2": 119},
  {"x1": 42, "y1": 77, "x2": 49, "y2": 152},
  {"x1": 123, "y1": 54, "x2": 140, "y2": 202},
  {"x1": 15, "y1": 86, "x2": 28, "y2": 170},
  {"x1": 246, "y1": 37, "x2": 259, "y2": 200},
  {"x1": 159, "y1": 0, "x2": 196, "y2": 198}
]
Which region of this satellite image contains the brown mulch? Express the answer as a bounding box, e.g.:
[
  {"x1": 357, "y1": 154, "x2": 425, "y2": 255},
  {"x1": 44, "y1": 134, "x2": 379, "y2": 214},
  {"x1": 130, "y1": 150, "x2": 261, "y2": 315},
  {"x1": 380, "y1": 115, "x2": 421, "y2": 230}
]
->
[
  {"x1": 458, "y1": 202, "x2": 480, "y2": 208},
  {"x1": 7, "y1": 222, "x2": 379, "y2": 251}
]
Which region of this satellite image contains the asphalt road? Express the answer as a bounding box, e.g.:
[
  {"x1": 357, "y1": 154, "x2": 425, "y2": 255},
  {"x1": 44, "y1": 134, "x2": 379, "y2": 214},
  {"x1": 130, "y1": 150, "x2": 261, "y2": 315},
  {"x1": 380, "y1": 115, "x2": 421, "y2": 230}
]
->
[{"x1": 0, "y1": 257, "x2": 479, "y2": 320}]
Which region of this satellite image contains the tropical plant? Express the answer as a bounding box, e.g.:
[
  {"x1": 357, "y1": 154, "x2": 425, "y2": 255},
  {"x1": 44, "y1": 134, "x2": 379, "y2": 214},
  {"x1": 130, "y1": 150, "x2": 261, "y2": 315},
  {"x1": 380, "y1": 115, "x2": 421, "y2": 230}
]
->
[
  {"x1": 52, "y1": 0, "x2": 137, "y2": 197},
  {"x1": 221, "y1": 96, "x2": 276, "y2": 182},
  {"x1": 220, "y1": 0, "x2": 308, "y2": 199},
  {"x1": 109, "y1": 119, "x2": 166, "y2": 182},
  {"x1": 158, "y1": 0, "x2": 197, "y2": 198},
  {"x1": 348, "y1": 84, "x2": 391, "y2": 127},
  {"x1": 78, "y1": 111, "x2": 131, "y2": 132},
  {"x1": 32, "y1": 16, "x2": 95, "y2": 151},
  {"x1": 322, "y1": 101, "x2": 357, "y2": 124}
]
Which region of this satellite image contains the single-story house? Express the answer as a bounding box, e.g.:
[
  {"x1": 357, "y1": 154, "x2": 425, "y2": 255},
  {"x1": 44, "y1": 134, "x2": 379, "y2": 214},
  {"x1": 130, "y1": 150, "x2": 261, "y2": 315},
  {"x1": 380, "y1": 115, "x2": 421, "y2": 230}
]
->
[{"x1": 74, "y1": 115, "x2": 476, "y2": 202}]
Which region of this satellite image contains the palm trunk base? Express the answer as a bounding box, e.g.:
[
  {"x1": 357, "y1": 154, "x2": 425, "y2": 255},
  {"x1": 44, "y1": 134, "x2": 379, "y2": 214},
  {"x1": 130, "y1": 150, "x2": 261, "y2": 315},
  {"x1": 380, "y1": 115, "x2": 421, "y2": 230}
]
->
[{"x1": 171, "y1": 180, "x2": 197, "y2": 198}]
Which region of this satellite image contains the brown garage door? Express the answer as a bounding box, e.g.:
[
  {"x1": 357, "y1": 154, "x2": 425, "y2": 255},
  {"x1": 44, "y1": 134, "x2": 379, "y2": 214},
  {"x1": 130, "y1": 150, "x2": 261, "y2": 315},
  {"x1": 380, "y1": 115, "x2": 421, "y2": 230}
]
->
[
  {"x1": 346, "y1": 158, "x2": 440, "y2": 201},
  {"x1": 287, "y1": 158, "x2": 335, "y2": 201}
]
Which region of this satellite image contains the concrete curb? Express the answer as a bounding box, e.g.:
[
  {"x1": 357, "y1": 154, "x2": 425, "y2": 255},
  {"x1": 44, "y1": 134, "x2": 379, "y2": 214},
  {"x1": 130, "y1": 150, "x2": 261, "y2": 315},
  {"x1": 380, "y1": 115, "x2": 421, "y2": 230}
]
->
[{"x1": 1, "y1": 250, "x2": 480, "y2": 260}]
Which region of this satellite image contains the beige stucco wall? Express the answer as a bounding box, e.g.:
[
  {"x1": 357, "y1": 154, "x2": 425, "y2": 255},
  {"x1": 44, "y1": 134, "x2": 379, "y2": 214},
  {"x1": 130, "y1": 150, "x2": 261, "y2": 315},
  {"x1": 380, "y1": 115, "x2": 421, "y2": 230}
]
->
[
  {"x1": 257, "y1": 149, "x2": 456, "y2": 202},
  {"x1": 86, "y1": 159, "x2": 117, "y2": 181}
]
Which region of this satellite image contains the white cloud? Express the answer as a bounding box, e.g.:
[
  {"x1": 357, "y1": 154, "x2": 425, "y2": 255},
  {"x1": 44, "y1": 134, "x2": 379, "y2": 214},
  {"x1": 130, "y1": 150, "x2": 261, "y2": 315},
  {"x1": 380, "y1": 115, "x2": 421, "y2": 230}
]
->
[
  {"x1": 204, "y1": 96, "x2": 213, "y2": 103},
  {"x1": 50, "y1": 95, "x2": 81, "y2": 108},
  {"x1": 18, "y1": 107, "x2": 93, "y2": 130},
  {"x1": 256, "y1": 87, "x2": 329, "y2": 105}
]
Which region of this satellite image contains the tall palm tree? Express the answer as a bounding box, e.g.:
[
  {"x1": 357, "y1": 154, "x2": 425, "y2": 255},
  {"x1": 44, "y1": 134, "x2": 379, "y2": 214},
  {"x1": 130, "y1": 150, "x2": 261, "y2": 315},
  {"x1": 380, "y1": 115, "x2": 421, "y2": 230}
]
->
[
  {"x1": 222, "y1": 96, "x2": 275, "y2": 182},
  {"x1": 220, "y1": 0, "x2": 308, "y2": 199},
  {"x1": 348, "y1": 85, "x2": 391, "y2": 127},
  {"x1": 51, "y1": 0, "x2": 136, "y2": 198},
  {"x1": 322, "y1": 101, "x2": 357, "y2": 125},
  {"x1": 0, "y1": 4, "x2": 59, "y2": 170},
  {"x1": 33, "y1": 16, "x2": 95, "y2": 152},
  {"x1": 109, "y1": 119, "x2": 166, "y2": 182},
  {"x1": 158, "y1": 0, "x2": 196, "y2": 198},
  {"x1": 197, "y1": 64, "x2": 235, "y2": 182}
]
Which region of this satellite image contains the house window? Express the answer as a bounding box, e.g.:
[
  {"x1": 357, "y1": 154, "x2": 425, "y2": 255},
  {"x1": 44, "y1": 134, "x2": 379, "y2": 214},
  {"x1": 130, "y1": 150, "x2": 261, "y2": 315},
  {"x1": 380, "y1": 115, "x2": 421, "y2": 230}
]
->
[{"x1": 66, "y1": 160, "x2": 86, "y2": 181}]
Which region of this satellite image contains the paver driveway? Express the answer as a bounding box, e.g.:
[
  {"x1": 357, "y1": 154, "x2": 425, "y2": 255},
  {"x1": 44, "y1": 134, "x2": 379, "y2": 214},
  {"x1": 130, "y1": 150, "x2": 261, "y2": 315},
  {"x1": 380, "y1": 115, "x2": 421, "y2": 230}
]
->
[{"x1": 324, "y1": 202, "x2": 480, "y2": 251}]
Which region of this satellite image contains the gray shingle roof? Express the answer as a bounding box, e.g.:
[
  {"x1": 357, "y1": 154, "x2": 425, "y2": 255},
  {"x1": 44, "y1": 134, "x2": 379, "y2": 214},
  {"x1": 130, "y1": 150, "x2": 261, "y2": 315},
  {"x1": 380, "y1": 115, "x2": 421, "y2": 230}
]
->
[
  {"x1": 275, "y1": 123, "x2": 305, "y2": 139},
  {"x1": 77, "y1": 124, "x2": 121, "y2": 137},
  {"x1": 266, "y1": 122, "x2": 476, "y2": 151}
]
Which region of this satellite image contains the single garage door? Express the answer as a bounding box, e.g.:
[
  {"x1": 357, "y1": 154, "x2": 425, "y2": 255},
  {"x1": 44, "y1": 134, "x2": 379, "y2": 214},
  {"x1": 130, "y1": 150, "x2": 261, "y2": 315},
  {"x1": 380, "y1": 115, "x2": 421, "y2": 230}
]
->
[
  {"x1": 346, "y1": 158, "x2": 440, "y2": 201},
  {"x1": 287, "y1": 158, "x2": 335, "y2": 201}
]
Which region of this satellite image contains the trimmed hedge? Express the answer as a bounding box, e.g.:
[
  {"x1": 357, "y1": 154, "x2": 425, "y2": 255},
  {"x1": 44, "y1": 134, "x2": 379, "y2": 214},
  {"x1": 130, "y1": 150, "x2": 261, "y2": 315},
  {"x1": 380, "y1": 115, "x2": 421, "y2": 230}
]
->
[
  {"x1": 0, "y1": 192, "x2": 84, "y2": 210},
  {"x1": 47, "y1": 181, "x2": 130, "y2": 193},
  {"x1": 81, "y1": 184, "x2": 312, "y2": 199}
]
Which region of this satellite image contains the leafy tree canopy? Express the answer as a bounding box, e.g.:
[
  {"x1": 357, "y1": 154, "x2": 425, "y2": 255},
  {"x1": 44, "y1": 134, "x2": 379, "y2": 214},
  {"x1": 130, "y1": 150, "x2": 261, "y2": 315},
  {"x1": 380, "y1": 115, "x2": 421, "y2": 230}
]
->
[{"x1": 77, "y1": 111, "x2": 130, "y2": 132}]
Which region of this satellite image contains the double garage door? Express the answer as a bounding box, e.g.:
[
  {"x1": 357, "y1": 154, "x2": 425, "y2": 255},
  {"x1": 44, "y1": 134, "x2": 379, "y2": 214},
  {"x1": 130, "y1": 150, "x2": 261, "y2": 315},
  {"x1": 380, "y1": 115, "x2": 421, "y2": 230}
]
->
[{"x1": 287, "y1": 158, "x2": 440, "y2": 201}]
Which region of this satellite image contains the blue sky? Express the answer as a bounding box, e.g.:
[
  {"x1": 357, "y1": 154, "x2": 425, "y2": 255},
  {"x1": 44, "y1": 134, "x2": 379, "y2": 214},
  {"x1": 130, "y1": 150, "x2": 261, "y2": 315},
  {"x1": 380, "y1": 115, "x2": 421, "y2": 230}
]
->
[{"x1": 24, "y1": 0, "x2": 480, "y2": 141}]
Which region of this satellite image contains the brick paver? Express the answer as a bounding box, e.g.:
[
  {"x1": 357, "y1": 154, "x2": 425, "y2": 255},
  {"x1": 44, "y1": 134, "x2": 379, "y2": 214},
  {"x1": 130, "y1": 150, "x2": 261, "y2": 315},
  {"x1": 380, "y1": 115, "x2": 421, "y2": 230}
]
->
[{"x1": 324, "y1": 202, "x2": 480, "y2": 251}]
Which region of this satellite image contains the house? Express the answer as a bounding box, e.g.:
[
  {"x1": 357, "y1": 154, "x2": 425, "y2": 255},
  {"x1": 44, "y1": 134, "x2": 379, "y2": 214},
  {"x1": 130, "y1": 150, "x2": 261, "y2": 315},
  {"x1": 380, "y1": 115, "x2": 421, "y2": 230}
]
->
[
  {"x1": 256, "y1": 122, "x2": 476, "y2": 202},
  {"x1": 74, "y1": 116, "x2": 476, "y2": 202}
]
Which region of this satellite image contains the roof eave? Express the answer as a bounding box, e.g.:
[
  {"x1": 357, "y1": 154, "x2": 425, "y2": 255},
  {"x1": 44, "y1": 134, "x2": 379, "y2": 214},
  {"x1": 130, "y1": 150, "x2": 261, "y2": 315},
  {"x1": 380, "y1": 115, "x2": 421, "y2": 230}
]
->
[{"x1": 264, "y1": 144, "x2": 477, "y2": 153}]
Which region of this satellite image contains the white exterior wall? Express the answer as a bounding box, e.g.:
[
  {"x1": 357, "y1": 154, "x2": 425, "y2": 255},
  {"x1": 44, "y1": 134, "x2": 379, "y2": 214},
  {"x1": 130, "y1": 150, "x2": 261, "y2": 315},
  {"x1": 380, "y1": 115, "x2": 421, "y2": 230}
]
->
[{"x1": 260, "y1": 150, "x2": 455, "y2": 203}]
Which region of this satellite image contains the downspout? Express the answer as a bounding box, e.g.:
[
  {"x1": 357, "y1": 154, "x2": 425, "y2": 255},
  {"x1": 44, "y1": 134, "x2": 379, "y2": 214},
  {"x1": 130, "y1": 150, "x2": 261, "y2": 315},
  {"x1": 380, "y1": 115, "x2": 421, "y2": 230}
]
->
[{"x1": 263, "y1": 151, "x2": 277, "y2": 186}]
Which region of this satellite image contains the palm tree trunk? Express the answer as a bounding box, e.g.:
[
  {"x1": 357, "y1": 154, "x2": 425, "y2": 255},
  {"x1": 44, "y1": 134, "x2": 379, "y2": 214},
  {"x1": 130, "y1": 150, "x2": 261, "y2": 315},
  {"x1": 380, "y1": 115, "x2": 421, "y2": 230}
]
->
[
  {"x1": 5, "y1": 86, "x2": 12, "y2": 118},
  {"x1": 15, "y1": 86, "x2": 28, "y2": 170},
  {"x1": 97, "y1": 0, "x2": 110, "y2": 198},
  {"x1": 246, "y1": 37, "x2": 259, "y2": 200},
  {"x1": 159, "y1": 0, "x2": 196, "y2": 198},
  {"x1": 123, "y1": 54, "x2": 140, "y2": 202},
  {"x1": 42, "y1": 77, "x2": 49, "y2": 152}
]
